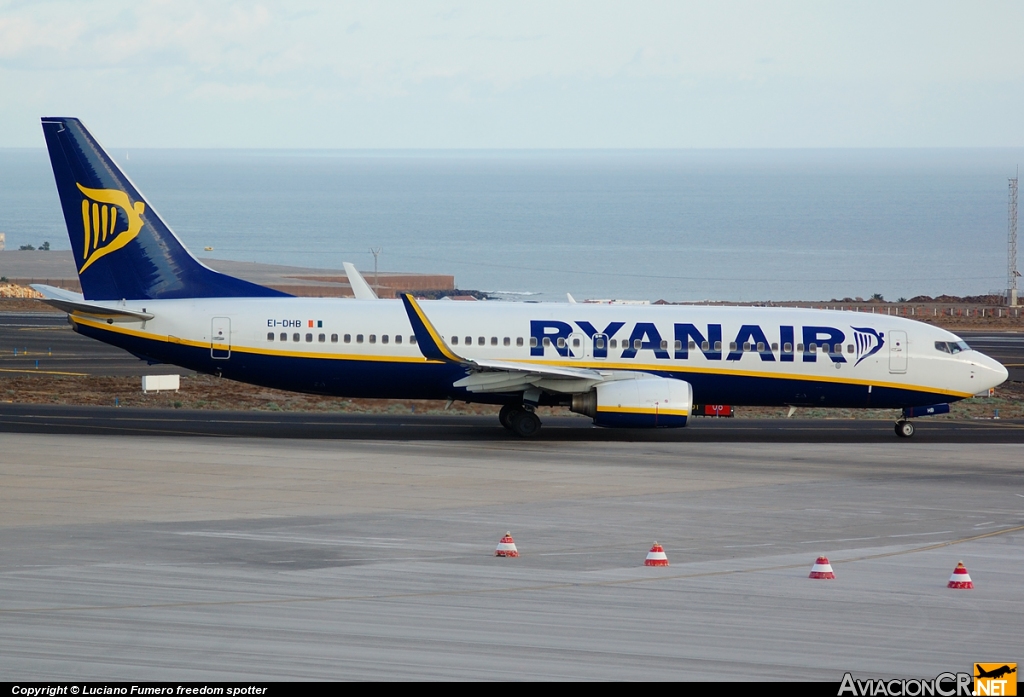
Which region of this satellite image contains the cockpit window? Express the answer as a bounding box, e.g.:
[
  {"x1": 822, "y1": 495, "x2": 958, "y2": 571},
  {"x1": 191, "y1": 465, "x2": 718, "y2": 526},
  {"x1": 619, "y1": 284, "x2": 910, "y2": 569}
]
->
[{"x1": 935, "y1": 340, "x2": 970, "y2": 354}]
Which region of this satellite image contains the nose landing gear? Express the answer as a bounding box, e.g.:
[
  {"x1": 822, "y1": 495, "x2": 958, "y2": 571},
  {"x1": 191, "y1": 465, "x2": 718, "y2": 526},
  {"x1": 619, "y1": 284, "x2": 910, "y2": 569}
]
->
[{"x1": 895, "y1": 419, "x2": 915, "y2": 438}]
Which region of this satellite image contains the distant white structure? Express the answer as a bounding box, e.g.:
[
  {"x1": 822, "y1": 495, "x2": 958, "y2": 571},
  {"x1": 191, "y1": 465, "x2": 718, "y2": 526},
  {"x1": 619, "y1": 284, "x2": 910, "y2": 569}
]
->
[
  {"x1": 142, "y1": 374, "x2": 180, "y2": 393},
  {"x1": 0, "y1": 232, "x2": 5, "y2": 251},
  {"x1": 1009, "y1": 173, "x2": 1018, "y2": 307}
]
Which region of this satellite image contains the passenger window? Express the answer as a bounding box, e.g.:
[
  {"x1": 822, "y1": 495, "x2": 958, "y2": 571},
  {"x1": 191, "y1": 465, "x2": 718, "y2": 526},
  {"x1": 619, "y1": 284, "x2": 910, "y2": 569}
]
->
[
  {"x1": 660, "y1": 340, "x2": 668, "y2": 350},
  {"x1": 517, "y1": 337, "x2": 524, "y2": 347},
  {"x1": 395, "y1": 335, "x2": 402, "y2": 344},
  {"x1": 280, "y1": 333, "x2": 287, "y2": 341},
  {"x1": 729, "y1": 342, "x2": 737, "y2": 351},
  {"x1": 610, "y1": 339, "x2": 617, "y2": 348},
  {"x1": 742, "y1": 342, "x2": 751, "y2": 351},
  {"x1": 478, "y1": 337, "x2": 485, "y2": 346},
  {"x1": 573, "y1": 338, "x2": 580, "y2": 348},
  {"x1": 465, "y1": 337, "x2": 471, "y2": 345},
  {"x1": 410, "y1": 336, "x2": 417, "y2": 345},
  {"x1": 369, "y1": 334, "x2": 376, "y2": 344},
  {"x1": 847, "y1": 344, "x2": 854, "y2": 353},
  {"x1": 756, "y1": 342, "x2": 764, "y2": 352},
  {"x1": 451, "y1": 336, "x2": 459, "y2": 345},
  {"x1": 688, "y1": 341, "x2": 695, "y2": 350},
  {"x1": 676, "y1": 340, "x2": 683, "y2": 351},
  {"x1": 344, "y1": 334, "x2": 351, "y2": 343},
  {"x1": 530, "y1": 337, "x2": 537, "y2": 347},
  {"x1": 356, "y1": 334, "x2": 364, "y2": 344},
  {"x1": 714, "y1": 341, "x2": 722, "y2": 351},
  {"x1": 318, "y1": 334, "x2": 325, "y2": 342},
  {"x1": 596, "y1": 338, "x2": 605, "y2": 349},
  {"x1": 809, "y1": 344, "x2": 817, "y2": 353},
  {"x1": 701, "y1": 341, "x2": 709, "y2": 351},
  {"x1": 771, "y1": 343, "x2": 778, "y2": 351},
  {"x1": 796, "y1": 343, "x2": 803, "y2": 352},
  {"x1": 382, "y1": 335, "x2": 389, "y2": 344},
  {"x1": 305, "y1": 333, "x2": 313, "y2": 342},
  {"x1": 267, "y1": 332, "x2": 274, "y2": 341},
  {"x1": 491, "y1": 337, "x2": 498, "y2": 346},
  {"x1": 331, "y1": 334, "x2": 339, "y2": 343},
  {"x1": 504, "y1": 337, "x2": 510, "y2": 346},
  {"x1": 784, "y1": 343, "x2": 792, "y2": 352},
  {"x1": 543, "y1": 337, "x2": 551, "y2": 347},
  {"x1": 822, "y1": 343, "x2": 830, "y2": 353},
  {"x1": 293, "y1": 333, "x2": 300, "y2": 342},
  {"x1": 633, "y1": 339, "x2": 642, "y2": 349},
  {"x1": 557, "y1": 337, "x2": 566, "y2": 348}
]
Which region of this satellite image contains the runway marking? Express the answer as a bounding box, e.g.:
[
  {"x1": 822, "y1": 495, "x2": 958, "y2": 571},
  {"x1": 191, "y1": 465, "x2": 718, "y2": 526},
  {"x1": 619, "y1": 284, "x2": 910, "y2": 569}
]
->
[
  {"x1": 1, "y1": 524, "x2": 1022, "y2": 617},
  {"x1": 0, "y1": 368, "x2": 88, "y2": 376}
]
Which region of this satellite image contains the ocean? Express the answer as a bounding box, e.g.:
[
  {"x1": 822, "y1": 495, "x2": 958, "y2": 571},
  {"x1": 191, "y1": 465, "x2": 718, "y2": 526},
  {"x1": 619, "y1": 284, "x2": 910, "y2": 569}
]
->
[{"x1": 1, "y1": 147, "x2": 1020, "y2": 302}]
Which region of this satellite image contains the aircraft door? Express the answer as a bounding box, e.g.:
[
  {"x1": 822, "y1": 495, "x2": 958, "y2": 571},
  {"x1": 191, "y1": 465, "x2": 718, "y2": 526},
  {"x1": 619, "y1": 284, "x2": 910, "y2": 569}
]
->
[
  {"x1": 567, "y1": 332, "x2": 586, "y2": 359},
  {"x1": 889, "y1": 330, "x2": 907, "y2": 373},
  {"x1": 211, "y1": 317, "x2": 231, "y2": 359},
  {"x1": 592, "y1": 333, "x2": 608, "y2": 360}
]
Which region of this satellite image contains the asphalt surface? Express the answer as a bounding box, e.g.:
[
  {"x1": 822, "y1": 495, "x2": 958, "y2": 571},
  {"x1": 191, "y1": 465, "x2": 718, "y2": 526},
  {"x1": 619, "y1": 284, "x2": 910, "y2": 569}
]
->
[
  {"x1": 1, "y1": 434, "x2": 1021, "y2": 680},
  {"x1": 1, "y1": 402, "x2": 1023, "y2": 442}
]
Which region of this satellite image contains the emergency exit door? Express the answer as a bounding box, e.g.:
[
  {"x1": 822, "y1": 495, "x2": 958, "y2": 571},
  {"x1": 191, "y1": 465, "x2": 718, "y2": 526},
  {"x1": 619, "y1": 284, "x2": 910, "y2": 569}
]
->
[{"x1": 888, "y1": 330, "x2": 907, "y2": 373}]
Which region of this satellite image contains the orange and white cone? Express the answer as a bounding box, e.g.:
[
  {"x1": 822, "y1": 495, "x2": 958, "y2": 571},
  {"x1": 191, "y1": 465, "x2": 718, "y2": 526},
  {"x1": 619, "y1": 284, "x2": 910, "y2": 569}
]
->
[
  {"x1": 947, "y1": 561, "x2": 973, "y2": 589},
  {"x1": 494, "y1": 531, "x2": 519, "y2": 558},
  {"x1": 644, "y1": 542, "x2": 669, "y2": 567},
  {"x1": 809, "y1": 555, "x2": 835, "y2": 579}
]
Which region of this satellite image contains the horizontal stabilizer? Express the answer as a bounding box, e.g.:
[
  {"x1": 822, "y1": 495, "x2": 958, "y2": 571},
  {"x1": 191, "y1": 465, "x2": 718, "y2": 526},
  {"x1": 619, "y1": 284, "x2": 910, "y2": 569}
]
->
[{"x1": 31, "y1": 284, "x2": 154, "y2": 321}]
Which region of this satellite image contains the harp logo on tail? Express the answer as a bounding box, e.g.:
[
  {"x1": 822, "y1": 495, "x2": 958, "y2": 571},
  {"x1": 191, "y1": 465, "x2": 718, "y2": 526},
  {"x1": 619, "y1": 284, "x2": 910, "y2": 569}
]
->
[
  {"x1": 851, "y1": 326, "x2": 885, "y2": 366},
  {"x1": 76, "y1": 183, "x2": 146, "y2": 273}
]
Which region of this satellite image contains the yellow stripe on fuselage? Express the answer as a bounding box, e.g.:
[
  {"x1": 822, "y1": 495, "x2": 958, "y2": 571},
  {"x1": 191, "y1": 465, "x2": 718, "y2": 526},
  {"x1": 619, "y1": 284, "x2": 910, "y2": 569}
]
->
[{"x1": 69, "y1": 315, "x2": 971, "y2": 398}]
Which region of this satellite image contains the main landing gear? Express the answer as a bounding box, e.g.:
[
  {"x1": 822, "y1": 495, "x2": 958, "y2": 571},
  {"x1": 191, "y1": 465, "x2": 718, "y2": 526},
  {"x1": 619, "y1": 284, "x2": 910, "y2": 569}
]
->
[
  {"x1": 895, "y1": 419, "x2": 915, "y2": 438},
  {"x1": 499, "y1": 403, "x2": 542, "y2": 438}
]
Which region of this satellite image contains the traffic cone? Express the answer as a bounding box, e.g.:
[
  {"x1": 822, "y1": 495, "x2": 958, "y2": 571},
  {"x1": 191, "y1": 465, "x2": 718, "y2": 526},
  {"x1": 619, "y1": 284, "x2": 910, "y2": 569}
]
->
[
  {"x1": 947, "y1": 561, "x2": 973, "y2": 589},
  {"x1": 494, "y1": 531, "x2": 519, "y2": 558},
  {"x1": 644, "y1": 542, "x2": 669, "y2": 567},
  {"x1": 809, "y1": 555, "x2": 835, "y2": 579}
]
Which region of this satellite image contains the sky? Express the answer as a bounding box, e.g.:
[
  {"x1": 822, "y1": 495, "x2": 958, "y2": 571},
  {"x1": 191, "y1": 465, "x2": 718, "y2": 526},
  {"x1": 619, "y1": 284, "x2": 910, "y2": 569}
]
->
[{"x1": 1, "y1": 1, "x2": 1023, "y2": 148}]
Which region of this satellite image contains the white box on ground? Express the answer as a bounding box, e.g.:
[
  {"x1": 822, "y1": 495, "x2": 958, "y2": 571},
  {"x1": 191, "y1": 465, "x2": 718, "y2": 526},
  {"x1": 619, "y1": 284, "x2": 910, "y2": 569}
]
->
[{"x1": 142, "y1": 374, "x2": 180, "y2": 393}]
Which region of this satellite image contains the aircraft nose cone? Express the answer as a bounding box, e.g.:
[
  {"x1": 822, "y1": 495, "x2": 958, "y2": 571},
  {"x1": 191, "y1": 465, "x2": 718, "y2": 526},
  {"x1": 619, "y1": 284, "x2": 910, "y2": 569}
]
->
[{"x1": 974, "y1": 352, "x2": 1009, "y2": 389}]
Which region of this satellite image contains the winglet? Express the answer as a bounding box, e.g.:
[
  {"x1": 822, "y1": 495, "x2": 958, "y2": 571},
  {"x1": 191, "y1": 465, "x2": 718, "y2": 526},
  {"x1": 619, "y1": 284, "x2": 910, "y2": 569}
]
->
[
  {"x1": 343, "y1": 262, "x2": 378, "y2": 300},
  {"x1": 400, "y1": 293, "x2": 464, "y2": 363}
]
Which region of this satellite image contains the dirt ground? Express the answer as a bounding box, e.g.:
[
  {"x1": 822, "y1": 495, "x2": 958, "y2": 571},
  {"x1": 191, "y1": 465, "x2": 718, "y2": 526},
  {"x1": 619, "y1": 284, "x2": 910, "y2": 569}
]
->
[{"x1": 2, "y1": 371, "x2": 1021, "y2": 421}]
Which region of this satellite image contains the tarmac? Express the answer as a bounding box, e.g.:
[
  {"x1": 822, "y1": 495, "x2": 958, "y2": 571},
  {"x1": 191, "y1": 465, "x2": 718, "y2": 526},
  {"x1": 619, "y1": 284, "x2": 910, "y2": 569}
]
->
[{"x1": 1, "y1": 310, "x2": 1023, "y2": 680}]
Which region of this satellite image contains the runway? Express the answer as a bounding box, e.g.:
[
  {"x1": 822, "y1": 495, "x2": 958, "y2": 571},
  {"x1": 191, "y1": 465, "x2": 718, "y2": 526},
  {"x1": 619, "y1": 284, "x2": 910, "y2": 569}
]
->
[{"x1": 1, "y1": 434, "x2": 1022, "y2": 680}]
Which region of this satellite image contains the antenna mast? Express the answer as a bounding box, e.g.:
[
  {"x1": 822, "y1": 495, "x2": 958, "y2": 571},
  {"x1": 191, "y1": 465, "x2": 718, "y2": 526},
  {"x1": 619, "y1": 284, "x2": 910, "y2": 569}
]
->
[{"x1": 1010, "y1": 171, "x2": 1019, "y2": 307}]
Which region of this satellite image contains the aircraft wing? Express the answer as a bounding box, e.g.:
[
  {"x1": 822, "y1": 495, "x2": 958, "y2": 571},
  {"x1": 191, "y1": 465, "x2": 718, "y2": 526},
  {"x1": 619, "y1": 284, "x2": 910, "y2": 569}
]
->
[
  {"x1": 400, "y1": 293, "x2": 612, "y2": 394},
  {"x1": 30, "y1": 284, "x2": 154, "y2": 321}
]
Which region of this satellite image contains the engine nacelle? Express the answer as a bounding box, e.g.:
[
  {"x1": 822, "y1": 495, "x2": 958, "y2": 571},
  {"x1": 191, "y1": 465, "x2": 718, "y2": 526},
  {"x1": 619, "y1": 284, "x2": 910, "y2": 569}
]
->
[{"x1": 570, "y1": 376, "x2": 692, "y2": 428}]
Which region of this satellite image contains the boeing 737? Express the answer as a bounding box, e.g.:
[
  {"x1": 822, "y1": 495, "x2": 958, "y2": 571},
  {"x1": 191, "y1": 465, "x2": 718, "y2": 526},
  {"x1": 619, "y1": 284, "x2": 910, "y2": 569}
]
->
[{"x1": 34, "y1": 117, "x2": 1008, "y2": 437}]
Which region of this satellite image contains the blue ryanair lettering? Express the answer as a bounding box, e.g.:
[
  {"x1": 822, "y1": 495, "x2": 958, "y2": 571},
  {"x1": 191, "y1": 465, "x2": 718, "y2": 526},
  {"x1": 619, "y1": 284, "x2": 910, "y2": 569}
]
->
[
  {"x1": 726, "y1": 325, "x2": 775, "y2": 361},
  {"x1": 620, "y1": 322, "x2": 669, "y2": 360},
  {"x1": 673, "y1": 323, "x2": 722, "y2": 360},
  {"x1": 802, "y1": 326, "x2": 847, "y2": 363},
  {"x1": 574, "y1": 321, "x2": 625, "y2": 360},
  {"x1": 530, "y1": 320, "x2": 573, "y2": 357},
  {"x1": 780, "y1": 326, "x2": 795, "y2": 362}
]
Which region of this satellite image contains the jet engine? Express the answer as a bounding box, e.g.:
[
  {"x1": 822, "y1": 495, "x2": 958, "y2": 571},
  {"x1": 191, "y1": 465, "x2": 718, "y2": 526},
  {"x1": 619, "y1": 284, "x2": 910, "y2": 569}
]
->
[{"x1": 570, "y1": 376, "x2": 692, "y2": 428}]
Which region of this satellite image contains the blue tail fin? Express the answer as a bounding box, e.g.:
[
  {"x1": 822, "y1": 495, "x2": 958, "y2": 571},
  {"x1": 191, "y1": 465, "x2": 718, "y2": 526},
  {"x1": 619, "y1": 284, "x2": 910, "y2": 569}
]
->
[{"x1": 41, "y1": 117, "x2": 289, "y2": 300}]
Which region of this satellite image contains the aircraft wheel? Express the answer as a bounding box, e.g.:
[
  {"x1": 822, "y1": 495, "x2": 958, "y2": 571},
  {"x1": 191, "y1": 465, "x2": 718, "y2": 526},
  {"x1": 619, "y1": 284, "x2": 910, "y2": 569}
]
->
[
  {"x1": 511, "y1": 409, "x2": 542, "y2": 438},
  {"x1": 498, "y1": 404, "x2": 520, "y2": 431},
  {"x1": 895, "y1": 420, "x2": 915, "y2": 438}
]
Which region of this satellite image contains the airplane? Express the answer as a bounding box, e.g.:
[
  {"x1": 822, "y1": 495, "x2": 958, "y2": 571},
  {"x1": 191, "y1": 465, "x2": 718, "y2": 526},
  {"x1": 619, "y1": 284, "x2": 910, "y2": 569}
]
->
[{"x1": 33, "y1": 117, "x2": 1009, "y2": 438}]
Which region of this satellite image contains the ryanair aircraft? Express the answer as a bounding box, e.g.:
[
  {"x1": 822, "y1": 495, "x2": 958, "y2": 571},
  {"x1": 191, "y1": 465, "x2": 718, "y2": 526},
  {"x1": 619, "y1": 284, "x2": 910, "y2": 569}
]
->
[{"x1": 35, "y1": 117, "x2": 1008, "y2": 437}]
